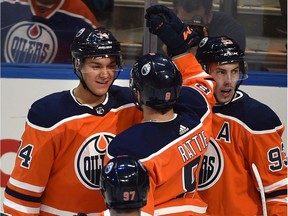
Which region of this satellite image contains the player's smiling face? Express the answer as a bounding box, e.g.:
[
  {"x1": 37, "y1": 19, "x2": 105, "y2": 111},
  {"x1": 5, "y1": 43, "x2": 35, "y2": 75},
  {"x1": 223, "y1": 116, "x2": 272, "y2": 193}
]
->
[
  {"x1": 209, "y1": 62, "x2": 240, "y2": 105},
  {"x1": 81, "y1": 56, "x2": 118, "y2": 96}
]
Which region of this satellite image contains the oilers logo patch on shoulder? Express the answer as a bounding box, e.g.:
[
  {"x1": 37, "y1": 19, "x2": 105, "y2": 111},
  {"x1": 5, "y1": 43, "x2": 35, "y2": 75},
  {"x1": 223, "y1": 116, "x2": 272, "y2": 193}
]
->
[
  {"x1": 198, "y1": 138, "x2": 224, "y2": 190},
  {"x1": 4, "y1": 21, "x2": 58, "y2": 63},
  {"x1": 75, "y1": 132, "x2": 115, "y2": 190}
]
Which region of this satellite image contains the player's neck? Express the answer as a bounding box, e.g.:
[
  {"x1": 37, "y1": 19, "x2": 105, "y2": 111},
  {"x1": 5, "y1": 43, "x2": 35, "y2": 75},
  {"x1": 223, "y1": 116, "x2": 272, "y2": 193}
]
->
[
  {"x1": 73, "y1": 85, "x2": 106, "y2": 107},
  {"x1": 143, "y1": 107, "x2": 177, "y2": 122}
]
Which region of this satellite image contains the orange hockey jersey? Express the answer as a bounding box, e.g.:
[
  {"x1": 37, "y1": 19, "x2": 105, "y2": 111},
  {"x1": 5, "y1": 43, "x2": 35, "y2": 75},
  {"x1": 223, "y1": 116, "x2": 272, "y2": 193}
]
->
[
  {"x1": 105, "y1": 53, "x2": 216, "y2": 216},
  {"x1": 3, "y1": 86, "x2": 143, "y2": 215},
  {"x1": 198, "y1": 90, "x2": 287, "y2": 215}
]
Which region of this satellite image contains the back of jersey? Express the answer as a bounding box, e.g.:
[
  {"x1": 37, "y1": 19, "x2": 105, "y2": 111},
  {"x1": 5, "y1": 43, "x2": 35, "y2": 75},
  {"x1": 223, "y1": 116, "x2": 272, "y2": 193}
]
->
[{"x1": 105, "y1": 53, "x2": 216, "y2": 215}]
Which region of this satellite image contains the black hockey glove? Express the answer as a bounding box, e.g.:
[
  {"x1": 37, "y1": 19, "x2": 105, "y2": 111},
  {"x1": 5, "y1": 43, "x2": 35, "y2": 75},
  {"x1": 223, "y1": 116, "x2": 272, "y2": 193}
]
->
[{"x1": 145, "y1": 5, "x2": 202, "y2": 57}]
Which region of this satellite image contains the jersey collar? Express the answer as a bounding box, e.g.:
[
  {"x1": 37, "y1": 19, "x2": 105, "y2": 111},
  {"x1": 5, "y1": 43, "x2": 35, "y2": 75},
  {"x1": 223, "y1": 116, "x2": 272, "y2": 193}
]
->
[{"x1": 29, "y1": 0, "x2": 65, "y2": 18}]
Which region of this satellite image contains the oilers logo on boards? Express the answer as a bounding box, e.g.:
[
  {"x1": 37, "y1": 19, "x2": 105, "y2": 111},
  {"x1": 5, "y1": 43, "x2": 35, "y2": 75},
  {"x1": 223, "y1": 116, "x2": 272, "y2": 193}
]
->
[
  {"x1": 198, "y1": 138, "x2": 224, "y2": 190},
  {"x1": 75, "y1": 132, "x2": 115, "y2": 190},
  {"x1": 4, "y1": 21, "x2": 58, "y2": 63}
]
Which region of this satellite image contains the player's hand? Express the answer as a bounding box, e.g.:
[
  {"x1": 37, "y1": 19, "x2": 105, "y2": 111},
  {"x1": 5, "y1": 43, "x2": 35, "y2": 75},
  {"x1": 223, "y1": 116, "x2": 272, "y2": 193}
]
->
[
  {"x1": 145, "y1": 4, "x2": 184, "y2": 35},
  {"x1": 145, "y1": 5, "x2": 202, "y2": 57}
]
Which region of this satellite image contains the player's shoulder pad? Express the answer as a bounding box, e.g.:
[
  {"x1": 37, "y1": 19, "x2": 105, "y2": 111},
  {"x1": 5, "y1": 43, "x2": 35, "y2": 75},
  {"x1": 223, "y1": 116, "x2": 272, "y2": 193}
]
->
[
  {"x1": 109, "y1": 85, "x2": 134, "y2": 105},
  {"x1": 28, "y1": 90, "x2": 84, "y2": 128},
  {"x1": 108, "y1": 120, "x2": 186, "y2": 159},
  {"x1": 176, "y1": 86, "x2": 209, "y2": 116},
  {"x1": 214, "y1": 90, "x2": 282, "y2": 130}
]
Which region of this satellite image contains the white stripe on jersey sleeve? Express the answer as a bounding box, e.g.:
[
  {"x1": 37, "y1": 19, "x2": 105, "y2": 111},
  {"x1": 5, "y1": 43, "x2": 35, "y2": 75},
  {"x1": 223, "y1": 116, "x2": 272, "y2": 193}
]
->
[
  {"x1": 264, "y1": 178, "x2": 288, "y2": 193},
  {"x1": 3, "y1": 198, "x2": 40, "y2": 214},
  {"x1": 154, "y1": 204, "x2": 207, "y2": 215},
  {"x1": 9, "y1": 177, "x2": 45, "y2": 193}
]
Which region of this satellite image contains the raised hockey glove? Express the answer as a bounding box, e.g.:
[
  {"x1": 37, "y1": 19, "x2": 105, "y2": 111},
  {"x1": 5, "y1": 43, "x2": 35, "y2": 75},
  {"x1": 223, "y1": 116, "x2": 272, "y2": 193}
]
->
[{"x1": 145, "y1": 5, "x2": 202, "y2": 56}]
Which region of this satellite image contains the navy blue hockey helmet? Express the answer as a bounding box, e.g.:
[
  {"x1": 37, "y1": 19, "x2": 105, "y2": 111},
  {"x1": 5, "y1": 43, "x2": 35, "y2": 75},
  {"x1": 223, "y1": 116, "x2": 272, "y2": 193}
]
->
[
  {"x1": 196, "y1": 35, "x2": 248, "y2": 80},
  {"x1": 100, "y1": 155, "x2": 150, "y2": 210},
  {"x1": 130, "y1": 53, "x2": 183, "y2": 110},
  {"x1": 70, "y1": 27, "x2": 122, "y2": 68}
]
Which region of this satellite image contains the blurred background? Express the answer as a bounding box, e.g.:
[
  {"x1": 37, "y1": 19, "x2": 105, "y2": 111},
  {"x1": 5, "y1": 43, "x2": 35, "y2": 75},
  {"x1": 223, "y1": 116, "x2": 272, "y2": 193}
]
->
[
  {"x1": 90, "y1": 0, "x2": 287, "y2": 71},
  {"x1": 0, "y1": 0, "x2": 287, "y2": 211}
]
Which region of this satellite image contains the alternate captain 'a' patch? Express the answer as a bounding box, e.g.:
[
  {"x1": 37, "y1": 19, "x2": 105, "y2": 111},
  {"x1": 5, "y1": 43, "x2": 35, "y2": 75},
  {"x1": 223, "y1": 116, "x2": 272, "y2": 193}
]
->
[{"x1": 4, "y1": 21, "x2": 58, "y2": 63}]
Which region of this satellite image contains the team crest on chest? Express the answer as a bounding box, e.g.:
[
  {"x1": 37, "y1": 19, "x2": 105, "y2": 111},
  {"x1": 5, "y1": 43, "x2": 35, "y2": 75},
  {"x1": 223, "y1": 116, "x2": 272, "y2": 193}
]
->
[
  {"x1": 4, "y1": 21, "x2": 58, "y2": 63},
  {"x1": 198, "y1": 138, "x2": 224, "y2": 190},
  {"x1": 75, "y1": 132, "x2": 115, "y2": 190}
]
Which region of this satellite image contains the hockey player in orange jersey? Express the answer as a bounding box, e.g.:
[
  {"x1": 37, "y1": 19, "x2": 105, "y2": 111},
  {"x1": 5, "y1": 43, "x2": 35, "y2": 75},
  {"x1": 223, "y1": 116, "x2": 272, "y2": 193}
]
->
[
  {"x1": 196, "y1": 36, "x2": 287, "y2": 215},
  {"x1": 106, "y1": 52, "x2": 215, "y2": 216},
  {"x1": 104, "y1": 5, "x2": 216, "y2": 215},
  {"x1": 3, "y1": 27, "x2": 143, "y2": 215},
  {"x1": 99, "y1": 155, "x2": 150, "y2": 216}
]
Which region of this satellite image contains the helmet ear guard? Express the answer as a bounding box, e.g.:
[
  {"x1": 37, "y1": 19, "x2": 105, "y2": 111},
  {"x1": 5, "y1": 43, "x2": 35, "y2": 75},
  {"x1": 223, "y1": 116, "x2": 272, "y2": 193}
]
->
[
  {"x1": 73, "y1": 58, "x2": 81, "y2": 72},
  {"x1": 131, "y1": 87, "x2": 144, "y2": 111},
  {"x1": 239, "y1": 60, "x2": 248, "y2": 80},
  {"x1": 129, "y1": 67, "x2": 143, "y2": 110},
  {"x1": 71, "y1": 57, "x2": 84, "y2": 82},
  {"x1": 235, "y1": 60, "x2": 248, "y2": 89}
]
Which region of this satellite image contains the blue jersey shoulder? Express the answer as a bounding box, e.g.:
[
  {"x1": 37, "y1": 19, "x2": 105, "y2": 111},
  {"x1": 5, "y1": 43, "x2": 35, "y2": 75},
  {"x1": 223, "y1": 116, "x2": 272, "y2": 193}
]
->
[
  {"x1": 213, "y1": 90, "x2": 282, "y2": 130},
  {"x1": 176, "y1": 86, "x2": 209, "y2": 118},
  {"x1": 107, "y1": 113, "x2": 200, "y2": 159},
  {"x1": 28, "y1": 86, "x2": 134, "y2": 128},
  {"x1": 108, "y1": 85, "x2": 133, "y2": 106},
  {"x1": 28, "y1": 90, "x2": 86, "y2": 128}
]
